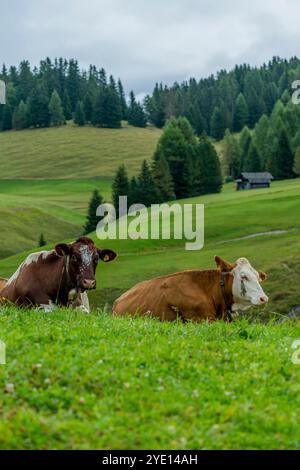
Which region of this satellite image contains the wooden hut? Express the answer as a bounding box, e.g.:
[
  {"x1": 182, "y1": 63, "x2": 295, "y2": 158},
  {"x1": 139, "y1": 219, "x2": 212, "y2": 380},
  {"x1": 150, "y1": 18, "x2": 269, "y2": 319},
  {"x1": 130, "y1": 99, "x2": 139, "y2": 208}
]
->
[{"x1": 236, "y1": 172, "x2": 274, "y2": 190}]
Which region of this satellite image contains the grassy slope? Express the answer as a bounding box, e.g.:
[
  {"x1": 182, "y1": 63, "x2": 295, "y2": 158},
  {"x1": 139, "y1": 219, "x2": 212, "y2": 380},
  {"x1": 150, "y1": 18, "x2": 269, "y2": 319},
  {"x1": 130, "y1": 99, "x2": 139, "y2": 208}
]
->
[
  {"x1": 1, "y1": 179, "x2": 300, "y2": 314},
  {"x1": 0, "y1": 178, "x2": 112, "y2": 257},
  {"x1": 0, "y1": 123, "x2": 161, "y2": 257},
  {"x1": 1, "y1": 128, "x2": 300, "y2": 449},
  {"x1": 0, "y1": 308, "x2": 299, "y2": 449},
  {"x1": 0, "y1": 123, "x2": 161, "y2": 179}
]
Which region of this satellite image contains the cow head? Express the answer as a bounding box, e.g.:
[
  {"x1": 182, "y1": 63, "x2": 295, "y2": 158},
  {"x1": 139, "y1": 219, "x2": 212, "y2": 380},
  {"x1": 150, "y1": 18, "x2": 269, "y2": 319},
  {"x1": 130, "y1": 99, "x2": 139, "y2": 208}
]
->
[
  {"x1": 55, "y1": 237, "x2": 117, "y2": 291},
  {"x1": 215, "y1": 256, "x2": 268, "y2": 311}
]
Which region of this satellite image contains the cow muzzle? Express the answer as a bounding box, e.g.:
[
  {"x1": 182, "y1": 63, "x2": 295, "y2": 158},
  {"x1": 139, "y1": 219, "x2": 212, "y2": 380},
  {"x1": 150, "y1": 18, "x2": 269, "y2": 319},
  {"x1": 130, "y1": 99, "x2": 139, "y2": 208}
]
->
[{"x1": 81, "y1": 279, "x2": 96, "y2": 290}]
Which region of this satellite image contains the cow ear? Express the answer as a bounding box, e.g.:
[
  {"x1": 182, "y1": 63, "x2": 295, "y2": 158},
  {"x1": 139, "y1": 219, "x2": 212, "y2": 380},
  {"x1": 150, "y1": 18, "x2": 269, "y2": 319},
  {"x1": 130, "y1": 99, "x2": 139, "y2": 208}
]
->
[
  {"x1": 214, "y1": 255, "x2": 235, "y2": 272},
  {"x1": 98, "y1": 249, "x2": 117, "y2": 263},
  {"x1": 55, "y1": 243, "x2": 70, "y2": 257},
  {"x1": 259, "y1": 271, "x2": 267, "y2": 282}
]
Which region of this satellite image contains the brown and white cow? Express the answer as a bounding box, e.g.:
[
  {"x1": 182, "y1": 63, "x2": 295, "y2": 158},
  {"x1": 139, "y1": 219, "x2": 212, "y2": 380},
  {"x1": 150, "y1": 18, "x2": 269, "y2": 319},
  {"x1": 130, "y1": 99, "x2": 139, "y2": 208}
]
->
[
  {"x1": 113, "y1": 256, "x2": 268, "y2": 322},
  {"x1": 0, "y1": 237, "x2": 117, "y2": 312}
]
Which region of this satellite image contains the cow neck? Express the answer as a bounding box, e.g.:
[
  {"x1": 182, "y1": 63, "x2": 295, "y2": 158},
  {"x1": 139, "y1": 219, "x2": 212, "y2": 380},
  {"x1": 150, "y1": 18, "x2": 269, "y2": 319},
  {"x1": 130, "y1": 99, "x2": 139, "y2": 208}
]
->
[
  {"x1": 219, "y1": 272, "x2": 234, "y2": 322},
  {"x1": 56, "y1": 255, "x2": 71, "y2": 302}
]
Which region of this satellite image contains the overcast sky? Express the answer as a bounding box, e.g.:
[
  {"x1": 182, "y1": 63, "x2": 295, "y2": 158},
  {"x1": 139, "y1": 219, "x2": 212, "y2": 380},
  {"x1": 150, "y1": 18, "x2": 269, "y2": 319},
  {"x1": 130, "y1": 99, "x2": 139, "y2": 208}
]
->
[{"x1": 1, "y1": 0, "x2": 300, "y2": 97}]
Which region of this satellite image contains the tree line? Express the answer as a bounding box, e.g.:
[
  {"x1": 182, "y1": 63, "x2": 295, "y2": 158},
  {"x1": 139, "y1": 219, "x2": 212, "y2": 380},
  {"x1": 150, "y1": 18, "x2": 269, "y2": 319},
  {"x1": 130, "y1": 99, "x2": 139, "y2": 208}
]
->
[
  {"x1": 111, "y1": 117, "x2": 222, "y2": 213},
  {"x1": 0, "y1": 58, "x2": 147, "y2": 131},
  {"x1": 222, "y1": 98, "x2": 300, "y2": 180},
  {"x1": 144, "y1": 56, "x2": 300, "y2": 138}
]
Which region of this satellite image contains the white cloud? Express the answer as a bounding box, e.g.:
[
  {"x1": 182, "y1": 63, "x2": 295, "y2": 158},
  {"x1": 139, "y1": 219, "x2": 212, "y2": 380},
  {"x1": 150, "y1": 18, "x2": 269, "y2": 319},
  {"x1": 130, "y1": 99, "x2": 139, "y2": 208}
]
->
[{"x1": 1, "y1": 0, "x2": 300, "y2": 93}]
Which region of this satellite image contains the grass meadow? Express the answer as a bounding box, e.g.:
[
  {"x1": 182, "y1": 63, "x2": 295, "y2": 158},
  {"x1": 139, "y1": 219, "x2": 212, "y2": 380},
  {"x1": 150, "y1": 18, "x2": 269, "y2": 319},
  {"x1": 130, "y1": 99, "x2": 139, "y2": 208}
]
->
[{"x1": 0, "y1": 125, "x2": 300, "y2": 449}]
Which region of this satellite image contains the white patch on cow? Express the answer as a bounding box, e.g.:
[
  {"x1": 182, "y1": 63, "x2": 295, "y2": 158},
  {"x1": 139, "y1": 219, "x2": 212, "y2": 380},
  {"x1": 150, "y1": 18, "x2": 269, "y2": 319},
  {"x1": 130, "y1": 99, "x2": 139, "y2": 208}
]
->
[
  {"x1": 39, "y1": 300, "x2": 56, "y2": 313},
  {"x1": 79, "y1": 245, "x2": 93, "y2": 270},
  {"x1": 5, "y1": 250, "x2": 55, "y2": 287},
  {"x1": 68, "y1": 288, "x2": 77, "y2": 301},
  {"x1": 78, "y1": 292, "x2": 90, "y2": 314},
  {"x1": 231, "y1": 258, "x2": 268, "y2": 310}
]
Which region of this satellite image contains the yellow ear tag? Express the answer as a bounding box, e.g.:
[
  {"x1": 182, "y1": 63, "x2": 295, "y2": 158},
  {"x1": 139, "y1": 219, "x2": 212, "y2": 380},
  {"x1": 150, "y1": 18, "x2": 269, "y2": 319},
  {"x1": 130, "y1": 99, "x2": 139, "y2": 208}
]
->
[{"x1": 103, "y1": 254, "x2": 110, "y2": 262}]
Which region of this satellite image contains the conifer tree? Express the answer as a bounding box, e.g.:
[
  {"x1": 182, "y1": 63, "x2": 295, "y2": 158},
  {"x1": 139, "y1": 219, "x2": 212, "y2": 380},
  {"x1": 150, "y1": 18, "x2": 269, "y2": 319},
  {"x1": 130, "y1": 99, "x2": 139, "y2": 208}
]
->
[
  {"x1": 293, "y1": 147, "x2": 300, "y2": 176},
  {"x1": 1, "y1": 104, "x2": 12, "y2": 130},
  {"x1": 222, "y1": 129, "x2": 241, "y2": 179},
  {"x1": 62, "y1": 89, "x2": 72, "y2": 120},
  {"x1": 127, "y1": 91, "x2": 147, "y2": 127},
  {"x1": 28, "y1": 83, "x2": 50, "y2": 127},
  {"x1": 38, "y1": 233, "x2": 47, "y2": 247},
  {"x1": 210, "y1": 106, "x2": 226, "y2": 139},
  {"x1": 48, "y1": 90, "x2": 65, "y2": 126},
  {"x1": 92, "y1": 90, "x2": 106, "y2": 127},
  {"x1": 83, "y1": 190, "x2": 104, "y2": 234},
  {"x1": 253, "y1": 115, "x2": 270, "y2": 169},
  {"x1": 128, "y1": 176, "x2": 139, "y2": 207},
  {"x1": 12, "y1": 100, "x2": 28, "y2": 129},
  {"x1": 105, "y1": 79, "x2": 122, "y2": 128},
  {"x1": 244, "y1": 141, "x2": 262, "y2": 172},
  {"x1": 112, "y1": 165, "x2": 130, "y2": 217},
  {"x1": 152, "y1": 150, "x2": 175, "y2": 202},
  {"x1": 195, "y1": 135, "x2": 223, "y2": 194},
  {"x1": 233, "y1": 93, "x2": 248, "y2": 131},
  {"x1": 268, "y1": 127, "x2": 295, "y2": 179},
  {"x1": 74, "y1": 100, "x2": 86, "y2": 126},
  {"x1": 118, "y1": 79, "x2": 127, "y2": 120},
  {"x1": 136, "y1": 160, "x2": 159, "y2": 206},
  {"x1": 239, "y1": 126, "x2": 252, "y2": 172},
  {"x1": 83, "y1": 90, "x2": 94, "y2": 123}
]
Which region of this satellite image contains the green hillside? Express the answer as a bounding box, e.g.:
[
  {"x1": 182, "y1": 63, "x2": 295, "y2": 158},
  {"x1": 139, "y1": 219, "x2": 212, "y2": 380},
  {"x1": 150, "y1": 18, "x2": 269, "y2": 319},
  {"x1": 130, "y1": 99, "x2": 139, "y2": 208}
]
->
[
  {"x1": 0, "y1": 178, "x2": 112, "y2": 258},
  {"x1": 1, "y1": 128, "x2": 300, "y2": 450},
  {"x1": 1, "y1": 179, "x2": 300, "y2": 316},
  {"x1": 0, "y1": 123, "x2": 162, "y2": 257},
  {"x1": 0, "y1": 122, "x2": 161, "y2": 179}
]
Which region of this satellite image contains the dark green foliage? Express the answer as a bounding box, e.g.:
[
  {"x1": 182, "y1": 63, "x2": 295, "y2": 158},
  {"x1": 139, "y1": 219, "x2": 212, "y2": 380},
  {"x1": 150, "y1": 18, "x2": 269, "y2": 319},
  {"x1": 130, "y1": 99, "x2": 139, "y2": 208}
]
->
[
  {"x1": 105, "y1": 78, "x2": 122, "y2": 128},
  {"x1": 233, "y1": 93, "x2": 248, "y2": 131},
  {"x1": 268, "y1": 128, "x2": 295, "y2": 179},
  {"x1": 210, "y1": 106, "x2": 226, "y2": 140},
  {"x1": 118, "y1": 79, "x2": 127, "y2": 120},
  {"x1": 127, "y1": 91, "x2": 147, "y2": 128},
  {"x1": 12, "y1": 100, "x2": 29, "y2": 130},
  {"x1": 38, "y1": 233, "x2": 47, "y2": 247},
  {"x1": 152, "y1": 150, "x2": 175, "y2": 202},
  {"x1": 128, "y1": 176, "x2": 138, "y2": 207},
  {"x1": 83, "y1": 91, "x2": 94, "y2": 123},
  {"x1": 112, "y1": 165, "x2": 130, "y2": 217},
  {"x1": 155, "y1": 117, "x2": 197, "y2": 199},
  {"x1": 67, "y1": 59, "x2": 81, "y2": 112},
  {"x1": 48, "y1": 90, "x2": 65, "y2": 126},
  {"x1": 92, "y1": 81, "x2": 122, "y2": 129},
  {"x1": 223, "y1": 129, "x2": 242, "y2": 179},
  {"x1": 244, "y1": 141, "x2": 262, "y2": 172},
  {"x1": 27, "y1": 83, "x2": 50, "y2": 128},
  {"x1": 239, "y1": 126, "x2": 252, "y2": 172},
  {"x1": 144, "y1": 56, "x2": 300, "y2": 136},
  {"x1": 74, "y1": 101, "x2": 86, "y2": 126},
  {"x1": 62, "y1": 89, "x2": 72, "y2": 120},
  {"x1": 84, "y1": 190, "x2": 104, "y2": 234},
  {"x1": 2, "y1": 104, "x2": 12, "y2": 130},
  {"x1": 195, "y1": 135, "x2": 223, "y2": 194},
  {"x1": 136, "y1": 160, "x2": 159, "y2": 206},
  {"x1": 293, "y1": 147, "x2": 300, "y2": 176},
  {"x1": 92, "y1": 90, "x2": 107, "y2": 127},
  {"x1": 144, "y1": 83, "x2": 165, "y2": 128}
]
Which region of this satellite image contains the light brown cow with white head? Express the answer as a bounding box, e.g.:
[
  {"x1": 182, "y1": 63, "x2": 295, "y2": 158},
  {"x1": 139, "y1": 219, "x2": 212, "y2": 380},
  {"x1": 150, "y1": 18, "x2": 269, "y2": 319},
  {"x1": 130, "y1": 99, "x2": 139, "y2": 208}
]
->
[{"x1": 113, "y1": 255, "x2": 268, "y2": 322}]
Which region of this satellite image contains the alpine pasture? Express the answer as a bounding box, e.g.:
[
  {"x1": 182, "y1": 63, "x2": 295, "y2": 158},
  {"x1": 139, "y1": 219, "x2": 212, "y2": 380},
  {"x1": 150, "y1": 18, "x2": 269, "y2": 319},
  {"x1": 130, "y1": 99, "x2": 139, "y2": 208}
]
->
[{"x1": 0, "y1": 124, "x2": 300, "y2": 449}]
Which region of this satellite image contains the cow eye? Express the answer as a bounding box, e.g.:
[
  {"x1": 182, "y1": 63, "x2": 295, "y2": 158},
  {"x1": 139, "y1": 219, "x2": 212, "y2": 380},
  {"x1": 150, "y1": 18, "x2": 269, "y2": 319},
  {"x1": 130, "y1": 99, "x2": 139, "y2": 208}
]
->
[
  {"x1": 241, "y1": 275, "x2": 249, "y2": 281},
  {"x1": 71, "y1": 254, "x2": 78, "y2": 262}
]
